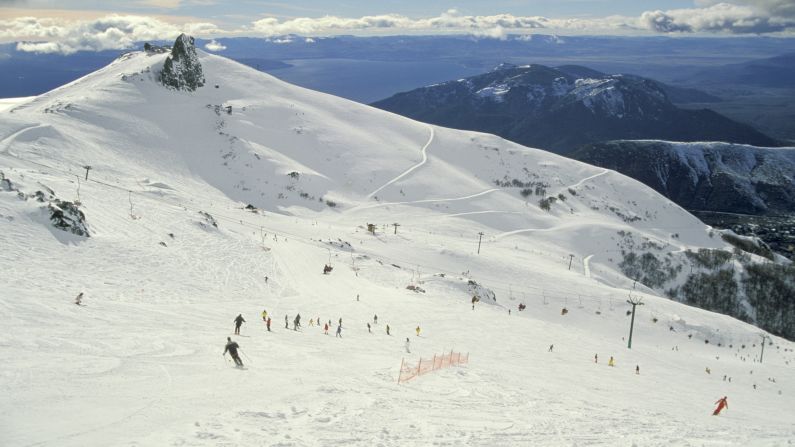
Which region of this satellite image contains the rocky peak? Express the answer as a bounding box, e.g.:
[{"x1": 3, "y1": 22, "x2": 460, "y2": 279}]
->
[{"x1": 158, "y1": 34, "x2": 205, "y2": 92}]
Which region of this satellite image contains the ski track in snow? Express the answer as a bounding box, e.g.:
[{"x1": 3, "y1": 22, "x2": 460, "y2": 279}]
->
[
  {"x1": 354, "y1": 188, "x2": 500, "y2": 212},
  {"x1": 583, "y1": 254, "x2": 594, "y2": 279},
  {"x1": 366, "y1": 125, "x2": 434, "y2": 200},
  {"x1": 567, "y1": 168, "x2": 609, "y2": 190},
  {"x1": 0, "y1": 123, "x2": 47, "y2": 154}
]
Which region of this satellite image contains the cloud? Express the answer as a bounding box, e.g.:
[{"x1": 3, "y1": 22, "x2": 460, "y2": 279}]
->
[
  {"x1": 204, "y1": 38, "x2": 225, "y2": 51},
  {"x1": 248, "y1": 9, "x2": 629, "y2": 38},
  {"x1": 1, "y1": 15, "x2": 220, "y2": 54},
  {"x1": 697, "y1": 0, "x2": 795, "y2": 17},
  {"x1": 640, "y1": 3, "x2": 795, "y2": 34}
]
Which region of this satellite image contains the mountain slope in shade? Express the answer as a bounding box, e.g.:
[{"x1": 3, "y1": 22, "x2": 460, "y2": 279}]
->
[
  {"x1": 2, "y1": 42, "x2": 794, "y2": 446},
  {"x1": 372, "y1": 63, "x2": 778, "y2": 153},
  {"x1": 572, "y1": 140, "x2": 795, "y2": 215}
]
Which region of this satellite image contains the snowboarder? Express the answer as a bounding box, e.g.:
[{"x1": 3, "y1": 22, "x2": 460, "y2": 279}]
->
[
  {"x1": 335, "y1": 324, "x2": 342, "y2": 338},
  {"x1": 548, "y1": 344, "x2": 554, "y2": 352},
  {"x1": 223, "y1": 337, "x2": 243, "y2": 367},
  {"x1": 285, "y1": 314, "x2": 289, "y2": 329},
  {"x1": 386, "y1": 324, "x2": 391, "y2": 336},
  {"x1": 415, "y1": 326, "x2": 421, "y2": 337},
  {"x1": 712, "y1": 396, "x2": 728, "y2": 416},
  {"x1": 405, "y1": 337, "x2": 411, "y2": 353},
  {"x1": 608, "y1": 356, "x2": 615, "y2": 367},
  {"x1": 293, "y1": 314, "x2": 301, "y2": 331},
  {"x1": 367, "y1": 322, "x2": 371, "y2": 333},
  {"x1": 373, "y1": 314, "x2": 378, "y2": 324},
  {"x1": 635, "y1": 365, "x2": 640, "y2": 375},
  {"x1": 234, "y1": 314, "x2": 245, "y2": 335},
  {"x1": 74, "y1": 292, "x2": 83, "y2": 306},
  {"x1": 324, "y1": 323, "x2": 329, "y2": 335},
  {"x1": 261, "y1": 309, "x2": 268, "y2": 322},
  {"x1": 266, "y1": 317, "x2": 272, "y2": 332}
]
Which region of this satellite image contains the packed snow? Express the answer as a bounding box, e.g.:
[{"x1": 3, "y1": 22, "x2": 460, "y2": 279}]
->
[{"x1": 1, "y1": 49, "x2": 794, "y2": 446}]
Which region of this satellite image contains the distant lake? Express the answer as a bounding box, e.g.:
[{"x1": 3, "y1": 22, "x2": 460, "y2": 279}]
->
[{"x1": 265, "y1": 58, "x2": 485, "y2": 104}]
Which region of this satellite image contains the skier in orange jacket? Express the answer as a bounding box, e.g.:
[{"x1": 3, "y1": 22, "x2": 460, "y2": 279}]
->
[{"x1": 712, "y1": 396, "x2": 728, "y2": 415}]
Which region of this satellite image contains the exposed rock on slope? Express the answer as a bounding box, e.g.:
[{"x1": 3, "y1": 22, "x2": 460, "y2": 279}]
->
[{"x1": 159, "y1": 34, "x2": 205, "y2": 91}]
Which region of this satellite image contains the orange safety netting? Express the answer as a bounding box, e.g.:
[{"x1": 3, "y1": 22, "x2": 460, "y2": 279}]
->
[{"x1": 397, "y1": 350, "x2": 470, "y2": 384}]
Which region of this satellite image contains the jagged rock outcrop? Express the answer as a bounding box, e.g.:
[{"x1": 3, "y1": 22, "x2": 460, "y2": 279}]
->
[{"x1": 159, "y1": 34, "x2": 205, "y2": 91}]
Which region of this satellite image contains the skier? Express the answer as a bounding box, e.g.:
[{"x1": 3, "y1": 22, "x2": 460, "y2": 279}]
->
[
  {"x1": 357, "y1": 294, "x2": 360, "y2": 301},
  {"x1": 367, "y1": 322, "x2": 371, "y2": 333},
  {"x1": 339, "y1": 317, "x2": 343, "y2": 326},
  {"x1": 234, "y1": 314, "x2": 246, "y2": 335},
  {"x1": 223, "y1": 337, "x2": 243, "y2": 367},
  {"x1": 309, "y1": 318, "x2": 315, "y2": 327},
  {"x1": 266, "y1": 317, "x2": 272, "y2": 332},
  {"x1": 335, "y1": 324, "x2": 342, "y2": 338},
  {"x1": 636, "y1": 365, "x2": 640, "y2": 375},
  {"x1": 324, "y1": 322, "x2": 329, "y2": 335},
  {"x1": 285, "y1": 314, "x2": 289, "y2": 329},
  {"x1": 386, "y1": 324, "x2": 391, "y2": 336},
  {"x1": 548, "y1": 344, "x2": 554, "y2": 352},
  {"x1": 405, "y1": 337, "x2": 411, "y2": 353},
  {"x1": 415, "y1": 326, "x2": 421, "y2": 337},
  {"x1": 373, "y1": 315, "x2": 378, "y2": 325},
  {"x1": 74, "y1": 292, "x2": 83, "y2": 306},
  {"x1": 594, "y1": 354, "x2": 598, "y2": 363},
  {"x1": 712, "y1": 396, "x2": 728, "y2": 416},
  {"x1": 471, "y1": 296, "x2": 478, "y2": 310},
  {"x1": 293, "y1": 313, "x2": 301, "y2": 331},
  {"x1": 608, "y1": 356, "x2": 615, "y2": 367},
  {"x1": 508, "y1": 309, "x2": 511, "y2": 316},
  {"x1": 261, "y1": 309, "x2": 268, "y2": 322}
]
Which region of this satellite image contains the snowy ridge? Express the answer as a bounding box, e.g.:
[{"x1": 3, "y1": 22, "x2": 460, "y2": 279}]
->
[{"x1": 1, "y1": 48, "x2": 794, "y2": 445}]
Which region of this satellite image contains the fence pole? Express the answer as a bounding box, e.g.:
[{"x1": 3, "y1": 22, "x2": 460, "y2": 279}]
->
[
  {"x1": 417, "y1": 358, "x2": 422, "y2": 377},
  {"x1": 432, "y1": 354, "x2": 437, "y2": 371}
]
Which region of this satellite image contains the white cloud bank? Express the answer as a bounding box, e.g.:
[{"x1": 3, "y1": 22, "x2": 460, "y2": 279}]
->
[
  {"x1": 2, "y1": 3, "x2": 794, "y2": 55},
  {"x1": 2, "y1": 15, "x2": 219, "y2": 54}
]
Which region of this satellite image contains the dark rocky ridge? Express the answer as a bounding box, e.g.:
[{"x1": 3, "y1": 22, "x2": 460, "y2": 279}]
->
[{"x1": 159, "y1": 34, "x2": 205, "y2": 91}]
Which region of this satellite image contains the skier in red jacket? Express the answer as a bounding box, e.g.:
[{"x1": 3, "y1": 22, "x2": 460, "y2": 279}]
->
[{"x1": 712, "y1": 396, "x2": 728, "y2": 415}]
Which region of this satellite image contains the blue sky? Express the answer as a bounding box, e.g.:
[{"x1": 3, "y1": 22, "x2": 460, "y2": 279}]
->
[{"x1": 1, "y1": 1, "x2": 794, "y2": 54}]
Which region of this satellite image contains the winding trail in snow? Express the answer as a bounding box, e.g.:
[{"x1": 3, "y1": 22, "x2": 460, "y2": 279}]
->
[
  {"x1": 354, "y1": 188, "x2": 499, "y2": 212},
  {"x1": 366, "y1": 125, "x2": 434, "y2": 200},
  {"x1": 568, "y1": 169, "x2": 609, "y2": 190},
  {"x1": 0, "y1": 123, "x2": 47, "y2": 155}
]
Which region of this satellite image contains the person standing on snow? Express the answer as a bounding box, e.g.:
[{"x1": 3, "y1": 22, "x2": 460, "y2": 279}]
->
[
  {"x1": 309, "y1": 318, "x2": 315, "y2": 327},
  {"x1": 636, "y1": 365, "x2": 640, "y2": 375},
  {"x1": 335, "y1": 324, "x2": 342, "y2": 338},
  {"x1": 594, "y1": 354, "x2": 598, "y2": 363},
  {"x1": 266, "y1": 317, "x2": 272, "y2": 332},
  {"x1": 386, "y1": 324, "x2": 391, "y2": 336},
  {"x1": 223, "y1": 337, "x2": 243, "y2": 367},
  {"x1": 261, "y1": 309, "x2": 268, "y2": 322},
  {"x1": 324, "y1": 322, "x2": 329, "y2": 335},
  {"x1": 234, "y1": 314, "x2": 246, "y2": 335},
  {"x1": 712, "y1": 396, "x2": 728, "y2": 415},
  {"x1": 293, "y1": 313, "x2": 301, "y2": 331},
  {"x1": 608, "y1": 356, "x2": 615, "y2": 367},
  {"x1": 405, "y1": 337, "x2": 411, "y2": 353},
  {"x1": 415, "y1": 326, "x2": 421, "y2": 337},
  {"x1": 373, "y1": 315, "x2": 378, "y2": 325},
  {"x1": 367, "y1": 322, "x2": 371, "y2": 333},
  {"x1": 285, "y1": 315, "x2": 289, "y2": 329},
  {"x1": 548, "y1": 344, "x2": 554, "y2": 352}
]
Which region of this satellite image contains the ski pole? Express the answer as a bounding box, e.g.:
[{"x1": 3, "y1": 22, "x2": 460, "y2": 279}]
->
[{"x1": 223, "y1": 353, "x2": 230, "y2": 364}]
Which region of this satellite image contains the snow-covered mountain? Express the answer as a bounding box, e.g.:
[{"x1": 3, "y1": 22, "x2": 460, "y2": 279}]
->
[
  {"x1": 371, "y1": 63, "x2": 779, "y2": 153},
  {"x1": 573, "y1": 140, "x2": 795, "y2": 215},
  {"x1": 2, "y1": 36, "x2": 794, "y2": 445}
]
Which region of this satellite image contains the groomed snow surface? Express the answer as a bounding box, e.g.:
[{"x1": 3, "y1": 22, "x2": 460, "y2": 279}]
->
[{"x1": 1, "y1": 50, "x2": 794, "y2": 446}]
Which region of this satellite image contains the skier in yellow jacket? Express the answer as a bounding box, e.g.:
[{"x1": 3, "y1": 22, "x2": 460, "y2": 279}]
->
[{"x1": 415, "y1": 326, "x2": 421, "y2": 337}]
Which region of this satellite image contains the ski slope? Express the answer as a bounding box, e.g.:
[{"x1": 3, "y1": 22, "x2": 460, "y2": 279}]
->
[{"x1": 1, "y1": 48, "x2": 794, "y2": 446}]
